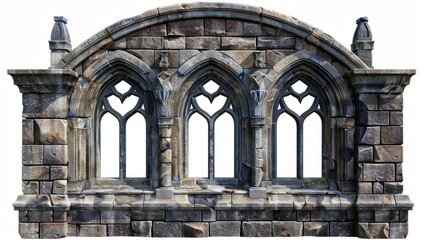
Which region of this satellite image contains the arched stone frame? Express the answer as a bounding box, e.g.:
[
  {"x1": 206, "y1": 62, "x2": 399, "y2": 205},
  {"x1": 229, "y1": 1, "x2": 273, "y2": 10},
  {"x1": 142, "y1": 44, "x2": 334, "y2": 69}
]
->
[
  {"x1": 168, "y1": 51, "x2": 251, "y2": 186},
  {"x1": 265, "y1": 50, "x2": 355, "y2": 188},
  {"x1": 68, "y1": 50, "x2": 158, "y2": 186}
]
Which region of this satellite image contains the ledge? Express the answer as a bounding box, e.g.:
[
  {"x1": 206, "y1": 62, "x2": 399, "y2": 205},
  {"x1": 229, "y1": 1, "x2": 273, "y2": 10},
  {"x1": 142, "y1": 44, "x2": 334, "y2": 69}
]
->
[
  {"x1": 355, "y1": 194, "x2": 413, "y2": 210},
  {"x1": 13, "y1": 194, "x2": 70, "y2": 210},
  {"x1": 350, "y1": 69, "x2": 416, "y2": 93}
]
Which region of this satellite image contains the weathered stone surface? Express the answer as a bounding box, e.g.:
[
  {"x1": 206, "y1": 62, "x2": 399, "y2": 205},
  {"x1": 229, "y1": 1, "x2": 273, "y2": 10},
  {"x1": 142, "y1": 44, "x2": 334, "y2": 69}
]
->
[
  {"x1": 101, "y1": 210, "x2": 131, "y2": 224},
  {"x1": 126, "y1": 37, "x2": 162, "y2": 49},
  {"x1": 22, "y1": 181, "x2": 39, "y2": 194},
  {"x1": 272, "y1": 221, "x2": 302, "y2": 237},
  {"x1": 249, "y1": 187, "x2": 267, "y2": 199},
  {"x1": 221, "y1": 50, "x2": 255, "y2": 68},
  {"x1": 22, "y1": 94, "x2": 68, "y2": 118},
  {"x1": 396, "y1": 163, "x2": 403, "y2": 181},
  {"x1": 179, "y1": 50, "x2": 199, "y2": 65},
  {"x1": 151, "y1": 24, "x2": 167, "y2": 36},
  {"x1": 202, "y1": 210, "x2": 216, "y2": 221},
  {"x1": 40, "y1": 181, "x2": 53, "y2": 194},
  {"x1": 183, "y1": 222, "x2": 209, "y2": 237},
  {"x1": 357, "y1": 211, "x2": 374, "y2": 221},
  {"x1": 205, "y1": 19, "x2": 225, "y2": 36},
  {"x1": 232, "y1": 194, "x2": 268, "y2": 209},
  {"x1": 221, "y1": 37, "x2": 256, "y2": 49},
  {"x1": 390, "y1": 222, "x2": 408, "y2": 238},
  {"x1": 311, "y1": 210, "x2": 346, "y2": 221},
  {"x1": 304, "y1": 195, "x2": 341, "y2": 210},
  {"x1": 52, "y1": 180, "x2": 67, "y2": 194},
  {"x1": 131, "y1": 221, "x2": 151, "y2": 237},
  {"x1": 67, "y1": 224, "x2": 77, "y2": 236},
  {"x1": 379, "y1": 94, "x2": 403, "y2": 110},
  {"x1": 363, "y1": 163, "x2": 395, "y2": 182},
  {"x1": 257, "y1": 37, "x2": 295, "y2": 49},
  {"x1": 268, "y1": 194, "x2": 293, "y2": 209},
  {"x1": 266, "y1": 49, "x2": 294, "y2": 68},
  {"x1": 390, "y1": 111, "x2": 403, "y2": 125},
  {"x1": 262, "y1": 25, "x2": 276, "y2": 36},
  {"x1": 374, "y1": 145, "x2": 403, "y2": 162},
  {"x1": 297, "y1": 210, "x2": 310, "y2": 221},
  {"x1": 114, "y1": 195, "x2": 144, "y2": 210},
  {"x1": 22, "y1": 119, "x2": 34, "y2": 144},
  {"x1": 242, "y1": 221, "x2": 271, "y2": 237},
  {"x1": 168, "y1": 19, "x2": 204, "y2": 36},
  {"x1": 22, "y1": 145, "x2": 43, "y2": 165},
  {"x1": 28, "y1": 210, "x2": 53, "y2": 222},
  {"x1": 107, "y1": 224, "x2": 132, "y2": 236},
  {"x1": 273, "y1": 210, "x2": 296, "y2": 220},
  {"x1": 50, "y1": 166, "x2": 67, "y2": 180},
  {"x1": 128, "y1": 50, "x2": 155, "y2": 67},
  {"x1": 153, "y1": 221, "x2": 182, "y2": 237},
  {"x1": 132, "y1": 210, "x2": 164, "y2": 221},
  {"x1": 164, "y1": 37, "x2": 185, "y2": 49},
  {"x1": 43, "y1": 145, "x2": 68, "y2": 165},
  {"x1": 19, "y1": 223, "x2": 39, "y2": 238},
  {"x1": 394, "y1": 195, "x2": 414, "y2": 210},
  {"x1": 186, "y1": 37, "x2": 220, "y2": 49},
  {"x1": 210, "y1": 221, "x2": 241, "y2": 236},
  {"x1": 356, "y1": 126, "x2": 380, "y2": 145},
  {"x1": 357, "y1": 145, "x2": 373, "y2": 162},
  {"x1": 53, "y1": 210, "x2": 67, "y2": 222},
  {"x1": 381, "y1": 126, "x2": 403, "y2": 144},
  {"x1": 399, "y1": 210, "x2": 408, "y2": 222},
  {"x1": 330, "y1": 222, "x2": 355, "y2": 236},
  {"x1": 243, "y1": 22, "x2": 262, "y2": 36},
  {"x1": 225, "y1": 20, "x2": 243, "y2": 36},
  {"x1": 375, "y1": 210, "x2": 399, "y2": 222},
  {"x1": 216, "y1": 210, "x2": 272, "y2": 220},
  {"x1": 356, "y1": 194, "x2": 396, "y2": 210},
  {"x1": 40, "y1": 223, "x2": 67, "y2": 238},
  {"x1": 357, "y1": 223, "x2": 389, "y2": 238},
  {"x1": 194, "y1": 194, "x2": 231, "y2": 210},
  {"x1": 155, "y1": 50, "x2": 179, "y2": 69},
  {"x1": 23, "y1": 166, "x2": 50, "y2": 180},
  {"x1": 165, "y1": 210, "x2": 201, "y2": 221},
  {"x1": 357, "y1": 111, "x2": 389, "y2": 125},
  {"x1": 78, "y1": 225, "x2": 107, "y2": 237},
  {"x1": 358, "y1": 182, "x2": 372, "y2": 194},
  {"x1": 303, "y1": 222, "x2": 329, "y2": 236},
  {"x1": 295, "y1": 37, "x2": 317, "y2": 52},
  {"x1": 68, "y1": 210, "x2": 100, "y2": 224},
  {"x1": 34, "y1": 119, "x2": 67, "y2": 145},
  {"x1": 358, "y1": 93, "x2": 378, "y2": 110},
  {"x1": 384, "y1": 182, "x2": 403, "y2": 194},
  {"x1": 373, "y1": 182, "x2": 384, "y2": 194}
]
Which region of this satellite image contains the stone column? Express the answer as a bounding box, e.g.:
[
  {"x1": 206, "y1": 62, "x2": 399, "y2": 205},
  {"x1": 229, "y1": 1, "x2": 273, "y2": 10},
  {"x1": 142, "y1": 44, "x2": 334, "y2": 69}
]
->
[
  {"x1": 9, "y1": 69, "x2": 78, "y2": 238},
  {"x1": 351, "y1": 69, "x2": 414, "y2": 239}
]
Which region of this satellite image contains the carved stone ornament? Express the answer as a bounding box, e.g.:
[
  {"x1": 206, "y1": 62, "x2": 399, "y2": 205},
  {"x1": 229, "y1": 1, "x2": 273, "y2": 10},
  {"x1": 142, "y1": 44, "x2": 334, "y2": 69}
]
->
[
  {"x1": 156, "y1": 71, "x2": 173, "y2": 105},
  {"x1": 250, "y1": 70, "x2": 267, "y2": 105}
]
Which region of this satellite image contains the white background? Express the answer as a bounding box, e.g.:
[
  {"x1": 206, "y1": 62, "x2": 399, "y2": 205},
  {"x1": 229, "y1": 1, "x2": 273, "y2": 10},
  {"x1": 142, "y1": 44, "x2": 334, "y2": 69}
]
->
[{"x1": 0, "y1": 0, "x2": 426, "y2": 239}]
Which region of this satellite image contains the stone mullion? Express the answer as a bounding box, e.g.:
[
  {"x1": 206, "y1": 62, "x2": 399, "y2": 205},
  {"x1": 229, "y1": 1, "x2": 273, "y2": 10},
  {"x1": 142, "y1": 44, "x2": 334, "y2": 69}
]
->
[{"x1": 159, "y1": 124, "x2": 172, "y2": 187}]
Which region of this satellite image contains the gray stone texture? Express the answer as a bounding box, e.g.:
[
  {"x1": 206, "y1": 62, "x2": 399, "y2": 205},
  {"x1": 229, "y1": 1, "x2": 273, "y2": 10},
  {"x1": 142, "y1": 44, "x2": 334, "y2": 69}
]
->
[
  {"x1": 210, "y1": 221, "x2": 241, "y2": 236},
  {"x1": 168, "y1": 19, "x2": 204, "y2": 36},
  {"x1": 266, "y1": 49, "x2": 294, "y2": 68},
  {"x1": 68, "y1": 210, "x2": 100, "y2": 224},
  {"x1": 22, "y1": 166, "x2": 50, "y2": 180},
  {"x1": 356, "y1": 126, "x2": 380, "y2": 145},
  {"x1": 128, "y1": 50, "x2": 155, "y2": 67},
  {"x1": 50, "y1": 166, "x2": 67, "y2": 180},
  {"x1": 155, "y1": 50, "x2": 179, "y2": 69},
  {"x1": 22, "y1": 145, "x2": 43, "y2": 165},
  {"x1": 78, "y1": 225, "x2": 107, "y2": 237},
  {"x1": 363, "y1": 163, "x2": 395, "y2": 182},
  {"x1": 374, "y1": 145, "x2": 403, "y2": 162},
  {"x1": 390, "y1": 111, "x2": 403, "y2": 125},
  {"x1": 384, "y1": 182, "x2": 403, "y2": 194},
  {"x1": 22, "y1": 119, "x2": 34, "y2": 144},
  {"x1": 131, "y1": 210, "x2": 164, "y2": 221},
  {"x1": 22, "y1": 94, "x2": 68, "y2": 118},
  {"x1": 165, "y1": 210, "x2": 201, "y2": 221},
  {"x1": 390, "y1": 222, "x2": 408, "y2": 238},
  {"x1": 243, "y1": 22, "x2": 262, "y2": 36},
  {"x1": 221, "y1": 37, "x2": 256, "y2": 49},
  {"x1": 242, "y1": 221, "x2": 271, "y2": 237},
  {"x1": 373, "y1": 182, "x2": 384, "y2": 193},
  {"x1": 39, "y1": 223, "x2": 67, "y2": 238},
  {"x1": 330, "y1": 222, "x2": 355, "y2": 237},
  {"x1": 379, "y1": 94, "x2": 403, "y2": 110},
  {"x1": 40, "y1": 181, "x2": 53, "y2": 194},
  {"x1": 186, "y1": 37, "x2": 220, "y2": 50},
  {"x1": 22, "y1": 181, "x2": 39, "y2": 194},
  {"x1": 34, "y1": 119, "x2": 67, "y2": 145},
  {"x1": 303, "y1": 222, "x2": 329, "y2": 236},
  {"x1": 357, "y1": 223, "x2": 389, "y2": 238},
  {"x1": 131, "y1": 221, "x2": 152, "y2": 237},
  {"x1": 216, "y1": 210, "x2": 273, "y2": 220},
  {"x1": 153, "y1": 221, "x2": 182, "y2": 237},
  {"x1": 164, "y1": 37, "x2": 185, "y2": 49},
  {"x1": 107, "y1": 224, "x2": 133, "y2": 236},
  {"x1": 101, "y1": 210, "x2": 131, "y2": 224},
  {"x1": 225, "y1": 20, "x2": 243, "y2": 36},
  {"x1": 273, "y1": 210, "x2": 296, "y2": 220},
  {"x1": 272, "y1": 221, "x2": 303, "y2": 237},
  {"x1": 205, "y1": 19, "x2": 225, "y2": 36},
  {"x1": 257, "y1": 37, "x2": 295, "y2": 49},
  {"x1": 381, "y1": 126, "x2": 403, "y2": 144},
  {"x1": 126, "y1": 37, "x2": 162, "y2": 49},
  {"x1": 183, "y1": 222, "x2": 209, "y2": 237},
  {"x1": 311, "y1": 210, "x2": 346, "y2": 221},
  {"x1": 19, "y1": 223, "x2": 39, "y2": 239},
  {"x1": 375, "y1": 210, "x2": 399, "y2": 222},
  {"x1": 357, "y1": 145, "x2": 373, "y2": 162},
  {"x1": 358, "y1": 93, "x2": 378, "y2": 110},
  {"x1": 43, "y1": 145, "x2": 68, "y2": 165},
  {"x1": 358, "y1": 111, "x2": 389, "y2": 125}
]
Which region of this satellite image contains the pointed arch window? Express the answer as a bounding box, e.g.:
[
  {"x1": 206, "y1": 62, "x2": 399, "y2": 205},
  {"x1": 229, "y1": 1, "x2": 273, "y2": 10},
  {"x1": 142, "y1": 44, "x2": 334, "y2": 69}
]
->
[
  {"x1": 185, "y1": 79, "x2": 238, "y2": 181},
  {"x1": 96, "y1": 77, "x2": 153, "y2": 179},
  {"x1": 273, "y1": 79, "x2": 328, "y2": 184}
]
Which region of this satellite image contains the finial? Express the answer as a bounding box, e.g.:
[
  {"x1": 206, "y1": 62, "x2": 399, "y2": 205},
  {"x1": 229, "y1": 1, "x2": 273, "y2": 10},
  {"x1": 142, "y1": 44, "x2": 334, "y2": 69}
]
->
[
  {"x1": 351, "y1": 16, "x2": 374, "y2": 67},
  {"x1": 49, "y1": 16, "x2": 72, "y2": 68}
]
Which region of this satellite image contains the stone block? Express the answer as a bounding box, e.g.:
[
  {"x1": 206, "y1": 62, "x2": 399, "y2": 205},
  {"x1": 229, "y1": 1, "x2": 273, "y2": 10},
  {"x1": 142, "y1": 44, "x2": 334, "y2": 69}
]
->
[
  {"x1": 19, "y1": 223, "x2": 39, "y2": 239},
  {"x1": 183, "y1": 222, "x2": 209, "y2": 237},
  {"x1": 381, "y1": 126, "x2": 403, "y2": 144},
  {"x1": 396, "y1": 163, "x2": 403, "y2": 181},
  {"x1": 68, "y1": 210, "x2": 100, "y2": 224},
  {"x1": 40, "y1": 181, "x2": 53, "y2": 194},
  {"x1": 356, "y1": 194, "x2": 396, "y2": 210},
  {"x1": 295, "y1": 37, "x2": 317, "y2": 52},
  {"x1": 44, "y1": 145, "x2": 68, "y2": 165},
  {"x1": 210, "y1": 221, "x2": 241, "y2": 236},
  {"x1": 23, "y1": 166, "x2": 50, "y2": 180},
  {"x1": 155, "y1": 50, "x2": 179, "y2": 69},
  {"x1": 78, "y1": 225, "x2": 107, "y2": 237},
  {"x1": 379, "y1": 94, "x2": 403, "y2": 110},
  {"x1": 22, "y1": 119, "x2": 34, "y2": 144},
  {"x1": 221, "y1": 37, "x2": 256, "y2": 49},
  {"x1": 114, "y1": 195, "x2": 144, "y2": 210},
  {"x1": 394, "y1": 195, "x2": 414, "y2": 210},
  {"x1": 101, "y1": 210, "x2": 131, "y2": 224},
  {"x1": 23, "y1": 94, "x2": 68, "y2": 118},
  {"x1": 34, "y1": 119, "x2": 67, "y2": 145},
  {"x1": 132, "y1": 210, "x2": 165, "y2": 221},
  {"x1": 194, "y1": 194, "x2": 230, "y2": 210},
  {"x1": 249, "y1": 187, "x2": 267, "y2": 199},
  {"x1": 310, "y1": 210, "x2": 346, "y2": 221},
  {"x1": 363, "y1": 164, "x2": 395, "y2": 182},
  {"x1": 179, "y1": 49, "x2": 200, "y2": 65},
  {"x1": 131, "y1": 221, "x2": 152, "y2": 236},
  {"x1": 390, "y1": 111, "x2": 403, "y2": 125},
  {"x1": 358, "y1": 182, "x2": 372, "y2": 194},
  {"x1": 22, "y1": 181, "x2": 39, "y2": 194},
  {"x1": 67, "y1": 224, "x2": 77, "y2": 236},
  {"x1": 303, "y1": 222, "x2": 329, "y2": 236},
  {"x1": 358, "y1": 111, "x2": 389, "y2": 125},
  {"x1": 384, "y1": 182, "x2": 403, "y2": 194},
  {"x1": 151, "y1": 24, "x2": 167, "y2": 36},
  {"x1": 242, "y1": 221, "x2": 271, "y2": 237},
  {"x1": 52, "y1": 180, "x2": 67, "y2": 194},
  {"x1": 266, "y1": 49, "x2": 294, "y2": 68},
  {"x1": 347, "y1": 210, "x2": 356, "y2": 220},
  {"x1": 390, "y1": 222, "x2": 408, "y2": 238},
  {"x1": 257, "y1": 37, "x2": 295, "y2": 49},
  {"x1": 357, "y1": 223, "x2": 389, "y2": 238},
  {"x1": 202, "y1": 210, "x2": 216, "y2": 221},
  {"x1": 164, "y1": 37, "x2": 185, "y2": 49},
  {"x1": 373, "y1": 182, "x2": 384, "y2": 193},
  {"x1": 268, "y1": 194, "x2": 293, "y2": 209},
  {"x1": 126, "y1": 37, "x2": 162, "y2": 49},
  {"x1": 243, "y1": 22, "x2": 262, "y2": 36},
  {"x1": 50, "y1": 166, "x2": 67, "y2": 180},
  {"x1": 94, "y1": 195, "x2": 115, "y2": 210},
  {"x1": 153, "y1": 221, "x2": 182, "y2": 237},
  {"x1": 168, "y1": 19, "x2": 204, "y2": 36},
  {"x1": 40, "y1": 223, "x2": 67, "y2": 239},
  {"x1": 53, "y1": 211, "x2": 67, "y2": 222},
  {"x1": 107, "y1": 224, "x2": 132, "y2": 236},
  {"x1": 330, "y1": 222, "x2": 355, "y2": 236},
  {"x1": 358, "y1": 93, "x2": 378, "y2": 110},
  {"x1": 205, "y1": 18, "x2": 225, "y2": 36},
  {"x1": 297, "y1": 210, "x2": 310, "y2": 221},
  {"x1": 217, "y1": 210, "x2": 273, "y2": 220},
  {"x1": 28, "y1": 210, "x2": 52, "y2": 222},
  {"x1": 165, "y1": 210, "x2": 201, "y2": 221},
  {"x1": 357, "y1": 211, "x2": 374, "y2": 221},
  {"x1": 226, "y1": 20, "x2": 243, "y2": 36},
  {"x1": 128, "y1": 50, "x2": 155, "y2": 67},
  {"x1": 232, "y1": 194, "x2": 268, "y2": 209},
  {"x1": 375, "y1": 210, "x2": 399, "y2": 222},
  {"x1": 22, "y1": 145, "x2": 43, "y2": 165},
  {"x1": 221, "y1": 50, "x2": 256, "y2": 68},
  {"x1": 374, "y1": 145, "x2": 403, "y2": 162},
  {"x1": 357, "y1": 145, "x2": 373, "y2": 162},
  {"x1": 272, "y1": 221, "x2": 302, "y2": 237},
  {"x1": 186, "y1": 37, "x2": 220, "y2": 50},
  {"x1": 399, "y1": 210, "x2": 408, "y2": 222},
  {"x1": 156, "y1": 187, "x2": 173, "y2": 199},
  {"x1": 356, "y1": 126, "x2": 380, "y2": 145},
  {"x1": 262, "y1": 25, "x2": 276, "y2": 36},
  {"x1": 273, "y1": 210, "x2": 296, "y2": 220}
]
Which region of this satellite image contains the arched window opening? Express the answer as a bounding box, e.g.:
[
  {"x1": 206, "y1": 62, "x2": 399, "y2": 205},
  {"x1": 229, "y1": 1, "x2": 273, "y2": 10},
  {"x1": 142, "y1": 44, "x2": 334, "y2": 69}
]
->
[{"x1": 273, "y1": 79, "x2": 326, "y2": 183}]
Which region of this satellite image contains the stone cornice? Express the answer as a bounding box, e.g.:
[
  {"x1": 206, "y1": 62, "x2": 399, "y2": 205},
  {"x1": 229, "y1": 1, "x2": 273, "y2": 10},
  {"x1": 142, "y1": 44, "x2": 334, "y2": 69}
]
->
[{"x1": 350, "y1": 69, "x2": 416, "y2": 94}]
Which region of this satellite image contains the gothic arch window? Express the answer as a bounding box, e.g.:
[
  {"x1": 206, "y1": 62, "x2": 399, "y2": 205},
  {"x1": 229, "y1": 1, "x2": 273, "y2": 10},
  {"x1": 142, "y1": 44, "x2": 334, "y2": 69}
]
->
[
  {"x1": 185, "y1": 78, "x2": 240, "y2": 182},
  {"x1": 273, "y1": 79, "x2": 328, "y2": 185},
  {"x1": 96, "y1": 76, "x2": 154, "y2": 179}
]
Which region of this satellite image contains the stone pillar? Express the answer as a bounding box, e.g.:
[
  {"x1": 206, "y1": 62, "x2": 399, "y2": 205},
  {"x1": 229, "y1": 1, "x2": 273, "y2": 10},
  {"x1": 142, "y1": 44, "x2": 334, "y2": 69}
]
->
[
  {"x1": 351, "y1": 69, "x2": 414, "y2": 239},
  {"x1": 352, "y1": 17, "x2": 374, "y2": 68},
  {"x1": 49, "y1": 16, "x2": 71, "y2": 68},
  {"x1": 9, "y1": 69, "x2": 78, "y2": 238}
]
